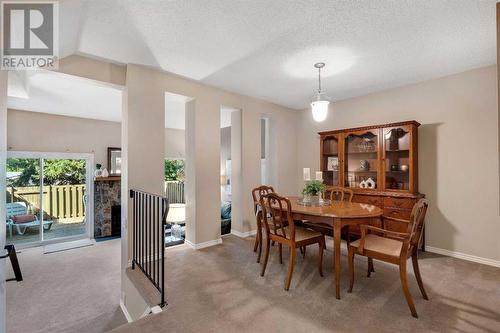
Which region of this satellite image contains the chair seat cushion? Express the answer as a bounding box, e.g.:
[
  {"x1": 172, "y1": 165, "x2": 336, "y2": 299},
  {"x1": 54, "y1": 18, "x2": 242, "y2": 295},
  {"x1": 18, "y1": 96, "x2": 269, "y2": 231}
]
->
[
  {"x1": 12, "y1": 214, "x2": 37, "y2": 224},
  {"x1": 350, "y1": 234, "x2": 402, "y2": 258},
  {"x1": 282, "y1": 226, "x2": 322, "y2": 242}
]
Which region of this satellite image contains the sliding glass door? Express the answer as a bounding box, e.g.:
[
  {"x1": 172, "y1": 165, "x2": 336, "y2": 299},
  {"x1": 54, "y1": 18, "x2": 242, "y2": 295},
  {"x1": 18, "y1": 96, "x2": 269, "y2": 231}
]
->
[
  {"x1": 5, "y1": 158, "x2": 41, "y2": 246},
  {"x1": 5, "y1": 152, "x2": 93, "y2": 247}
]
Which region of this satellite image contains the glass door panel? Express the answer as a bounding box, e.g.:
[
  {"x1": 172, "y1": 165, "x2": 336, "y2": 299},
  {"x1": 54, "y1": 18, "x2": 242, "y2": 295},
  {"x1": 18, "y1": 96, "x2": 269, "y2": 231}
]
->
[
  {"x1": 384, "y1": 127, "x2": 410, "y2": 191},
  {"x1": 42, "y1": 159, "x2": 87, "y2": 241},
  {"x1": 344, "y1": 130, "x2": 379, "y2": 189},
  {"x1": 321, "y1": 135, "x2": 340, "y2": 186},
  {"x1": 6, "y1": 158, "x2": 41, "y2": 246}
]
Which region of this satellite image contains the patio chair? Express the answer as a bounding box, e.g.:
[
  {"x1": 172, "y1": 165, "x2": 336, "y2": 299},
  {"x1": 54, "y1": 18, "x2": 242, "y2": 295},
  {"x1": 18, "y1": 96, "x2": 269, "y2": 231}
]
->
[{"x1": 6, "y1": 202, "x2": 53, "y2": 238}]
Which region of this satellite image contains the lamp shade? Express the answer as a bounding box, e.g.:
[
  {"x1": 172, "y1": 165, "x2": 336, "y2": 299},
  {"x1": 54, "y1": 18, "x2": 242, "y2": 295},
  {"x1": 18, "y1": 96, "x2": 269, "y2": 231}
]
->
[
  {"x1": 167, "y1": 203, "x2": 186, "y2": 223},
  {"x1": 311, "y1": 100, "x2": 329, "y2": 122}
]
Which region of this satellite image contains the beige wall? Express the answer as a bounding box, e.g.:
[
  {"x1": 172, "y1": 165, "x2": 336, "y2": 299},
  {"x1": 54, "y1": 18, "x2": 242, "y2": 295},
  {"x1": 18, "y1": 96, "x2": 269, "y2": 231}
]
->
[
  {"x1": 296, "y1": 65, "x2": 500, "y2": 262},
  {"x1": 56, "y1": 55, "x2": 126, "y2": 86},
  {"x1": 123, "y1": 64, "x2": 299, "y2": 247},
  {"x1": 7, "y1": 109, "x2": 121, "y2": 165},
  {"x1": 164, "y1": 128, "x2": 185, "y2": 159},
  {"x1": 6, "y1": 109, "x2": 186, "y2": 164}
]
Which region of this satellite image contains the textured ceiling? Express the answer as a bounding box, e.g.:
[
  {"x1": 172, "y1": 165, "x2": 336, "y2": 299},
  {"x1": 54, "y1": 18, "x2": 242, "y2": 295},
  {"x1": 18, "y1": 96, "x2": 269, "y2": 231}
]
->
[
  {"x1": 64, "y1": 0, "x2": 496, "y2": 109},
  {"x1": 11, "y1": 0, "x2": 498, "y2": 113}
]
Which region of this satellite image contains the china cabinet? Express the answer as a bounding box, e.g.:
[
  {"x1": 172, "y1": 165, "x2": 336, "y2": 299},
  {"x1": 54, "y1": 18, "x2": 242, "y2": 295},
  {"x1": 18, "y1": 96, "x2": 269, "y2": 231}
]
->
[{"x1": 319, "y1": 121, "x2": 424, "y2": 239}]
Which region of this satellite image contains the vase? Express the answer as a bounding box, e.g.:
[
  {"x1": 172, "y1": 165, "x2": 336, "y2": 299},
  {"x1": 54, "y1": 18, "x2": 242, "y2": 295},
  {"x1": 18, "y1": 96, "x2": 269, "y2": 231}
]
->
[
  {"x1": 360, "y1": 160, "x2": 370, "y2": 171},
  {"x1": 101, "y1": 168, "x2": 109, "y2": 178},
  {"x1": 303, "y1": 194, "x2": 319, "y2": 203}
]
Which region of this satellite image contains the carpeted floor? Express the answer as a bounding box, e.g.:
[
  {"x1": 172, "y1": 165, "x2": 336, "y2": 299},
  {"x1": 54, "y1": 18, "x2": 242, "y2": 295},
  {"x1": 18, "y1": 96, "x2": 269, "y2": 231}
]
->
[
  {"x1": 6, "y1": 238, "x2": 126, "y2": 333},
  {"x1": 112, "y1": 235, "x2": 500, "y2": 333}
]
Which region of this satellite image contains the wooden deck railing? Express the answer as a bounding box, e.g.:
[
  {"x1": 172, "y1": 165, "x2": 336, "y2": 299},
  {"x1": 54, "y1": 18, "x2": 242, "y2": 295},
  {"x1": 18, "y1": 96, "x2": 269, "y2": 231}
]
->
[
  {"x1": 7, "y1": 182, "x2": 182, "y2": 220},
  {"x1": 6, "y1": 185, "x2": 86, "y2": 220},
  {"x1": 165, "y1": 181, "x2": 184, "y2": 203}
]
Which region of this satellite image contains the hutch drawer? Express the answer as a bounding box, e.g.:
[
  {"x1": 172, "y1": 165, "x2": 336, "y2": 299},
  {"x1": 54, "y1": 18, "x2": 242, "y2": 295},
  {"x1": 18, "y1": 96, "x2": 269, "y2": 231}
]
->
[
  {"x1": 384, "y1": 196, "x2": 416, "y2": 210},
  {"x1": 383, "y1": 207, "x2": 411, "y2": 220},
  {"x1": 353, "y1": 195, "x2": 383, "y2": 207}
]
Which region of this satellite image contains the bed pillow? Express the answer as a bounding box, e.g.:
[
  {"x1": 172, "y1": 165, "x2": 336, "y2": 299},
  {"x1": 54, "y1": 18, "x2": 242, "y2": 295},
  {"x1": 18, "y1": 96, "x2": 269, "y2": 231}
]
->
[{"x1": 221, "y1": 202, "x2": 231, "y2": 219}]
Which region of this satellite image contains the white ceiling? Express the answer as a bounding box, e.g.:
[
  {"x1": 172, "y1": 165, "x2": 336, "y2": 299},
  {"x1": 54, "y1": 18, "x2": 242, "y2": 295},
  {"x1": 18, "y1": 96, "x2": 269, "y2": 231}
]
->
[
  {"x1": 8, "y1": 70, "x2": 123, "y2": 122},
  {"x1": 7, "y1": 70, "x2": 234, "y2": 129},
  {"x1": 7, "y1": 0, "x2": 497, "y2": 117},
  {"x1": 62, "y1": 0, "x2": 496, "y2": 109}
]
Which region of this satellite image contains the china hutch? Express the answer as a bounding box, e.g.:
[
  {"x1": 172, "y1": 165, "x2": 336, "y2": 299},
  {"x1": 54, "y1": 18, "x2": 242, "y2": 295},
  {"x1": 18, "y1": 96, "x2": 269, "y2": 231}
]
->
[{"x1": 319, "y1": 120, "x2": 424, "y2": 236}]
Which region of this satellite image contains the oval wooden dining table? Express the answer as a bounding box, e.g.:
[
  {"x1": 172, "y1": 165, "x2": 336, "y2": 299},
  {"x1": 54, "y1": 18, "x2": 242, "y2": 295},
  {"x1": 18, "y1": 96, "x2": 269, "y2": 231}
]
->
[{"x1": 282, "y1": 197, "x2": 383, "y2": 299}]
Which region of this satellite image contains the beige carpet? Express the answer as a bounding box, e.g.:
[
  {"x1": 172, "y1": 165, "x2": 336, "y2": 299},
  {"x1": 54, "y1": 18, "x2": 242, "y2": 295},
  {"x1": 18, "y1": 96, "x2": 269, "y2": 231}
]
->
[
  {"x1": 6, "y1": 239, "x2": 126, "y2": 333},
  {"x1": 112, "y1": 235, "x2": 500, "y2": 333}
]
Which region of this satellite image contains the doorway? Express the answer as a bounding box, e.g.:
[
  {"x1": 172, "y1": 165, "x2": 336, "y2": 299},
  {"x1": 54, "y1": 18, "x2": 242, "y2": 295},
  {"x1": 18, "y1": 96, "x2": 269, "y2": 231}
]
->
[{"x1": 5, "y1": 151, "x2": 93, "y2": 248}]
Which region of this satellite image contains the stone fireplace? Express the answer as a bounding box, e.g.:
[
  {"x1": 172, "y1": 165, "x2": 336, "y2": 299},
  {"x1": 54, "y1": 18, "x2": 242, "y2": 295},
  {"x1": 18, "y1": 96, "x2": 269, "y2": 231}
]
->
[{"x1": 94, "y1": 178, "x2": 121, "y2": 238}]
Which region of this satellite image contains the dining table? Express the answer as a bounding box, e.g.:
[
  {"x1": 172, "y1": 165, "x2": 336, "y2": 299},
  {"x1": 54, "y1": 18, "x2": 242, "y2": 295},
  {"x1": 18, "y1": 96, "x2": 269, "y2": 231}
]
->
[{"x1": 282, "y1": 196, "x2": 383, "y2": 299}]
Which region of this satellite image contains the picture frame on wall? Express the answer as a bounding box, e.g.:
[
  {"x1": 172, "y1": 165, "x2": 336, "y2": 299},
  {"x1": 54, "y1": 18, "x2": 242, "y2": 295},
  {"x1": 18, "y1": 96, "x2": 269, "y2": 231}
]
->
[
  {"x1": 107, "y1": 147, "x2": 122, "y2": 176},
  {"x1": 327, "y1": 156, "x2": 339, "y2": 171}
]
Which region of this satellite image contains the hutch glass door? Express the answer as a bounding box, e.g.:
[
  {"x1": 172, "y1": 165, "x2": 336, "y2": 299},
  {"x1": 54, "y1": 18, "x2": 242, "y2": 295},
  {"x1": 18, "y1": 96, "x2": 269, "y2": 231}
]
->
[
  {"x1": 321, "y1": 134, "x2": 340, "y2": 186},
  {"x1": 344, "y1": 130, "x2": 379, "y2": 190},
  {"x1": 383, "y1": 126, "x2": 411, "y2": 191}
]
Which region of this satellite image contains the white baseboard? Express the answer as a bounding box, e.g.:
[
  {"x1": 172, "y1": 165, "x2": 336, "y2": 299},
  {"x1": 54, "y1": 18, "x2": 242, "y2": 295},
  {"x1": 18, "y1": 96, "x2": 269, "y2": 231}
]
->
[
  {"x1": 119, "y1": 299, "x2": 133, "y2": 323},
  {"x1": 185, "y1": 238, "x2": 222, "y2": 250},
  {"x1": 231, "y1": 229, "x2": 257, "y2": 238},
  {"x1": 425, "y1": 246, "x2": 500, "y2": 268}
]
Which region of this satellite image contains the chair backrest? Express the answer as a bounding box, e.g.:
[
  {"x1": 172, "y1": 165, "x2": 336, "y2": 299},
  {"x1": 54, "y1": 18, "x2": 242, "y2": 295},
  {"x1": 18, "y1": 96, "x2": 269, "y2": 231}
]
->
[
  {"x1": 251, "y1": 185, "x2": 274, "y2": 214},
  {"x1": 259, "y1": 192, "x2": 294, "y2": 241},
  {"x1": 6, "y1": 202, "x2": 28, "y2": 219},
  {"x1": 329, "y1": 187, "x2": 354, "y2": 202},
  {"x1": 406, "y1": 199, "x2": 429, "y2": 249}
]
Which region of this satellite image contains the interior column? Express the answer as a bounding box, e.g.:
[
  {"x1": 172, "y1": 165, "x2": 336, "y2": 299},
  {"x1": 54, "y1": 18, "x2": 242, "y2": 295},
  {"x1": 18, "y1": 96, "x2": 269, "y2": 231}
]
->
[
  {"x1": 184, "y1": 99, "x2": 221, "y2": 247},
  {"x1": 121, "y1": 64, "x2": 165, "y2": 310}
]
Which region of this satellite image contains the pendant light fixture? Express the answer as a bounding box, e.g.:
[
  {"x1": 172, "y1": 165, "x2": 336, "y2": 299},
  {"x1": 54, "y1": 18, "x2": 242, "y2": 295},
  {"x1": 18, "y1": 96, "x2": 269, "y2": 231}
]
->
[{"x1": 310, "y1": 62, "x2": 330, "y2": 122}]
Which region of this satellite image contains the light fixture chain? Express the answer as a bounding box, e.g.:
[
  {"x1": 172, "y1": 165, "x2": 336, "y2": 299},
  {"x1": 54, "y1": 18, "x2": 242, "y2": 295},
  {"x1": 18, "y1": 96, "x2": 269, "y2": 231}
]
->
[{"x1": 318, "y1": 66, "x2": 322, "y2": 93}]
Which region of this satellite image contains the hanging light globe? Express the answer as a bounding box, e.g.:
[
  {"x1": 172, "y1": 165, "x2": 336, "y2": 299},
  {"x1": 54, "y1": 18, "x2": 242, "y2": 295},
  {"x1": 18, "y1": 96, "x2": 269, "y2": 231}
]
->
[{"x1": 310, "y1": 63, "x2": 331, "y2": 122}]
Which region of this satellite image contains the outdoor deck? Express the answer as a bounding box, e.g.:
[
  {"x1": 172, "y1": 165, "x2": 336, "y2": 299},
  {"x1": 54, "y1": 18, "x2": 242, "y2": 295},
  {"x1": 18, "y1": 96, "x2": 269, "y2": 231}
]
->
[{"x1": 7, "y1": 219, "x2": 86, "y2": 245}]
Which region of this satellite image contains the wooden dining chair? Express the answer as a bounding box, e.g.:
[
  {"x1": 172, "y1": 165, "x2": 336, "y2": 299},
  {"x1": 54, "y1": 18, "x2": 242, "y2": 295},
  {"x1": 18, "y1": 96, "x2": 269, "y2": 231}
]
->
[
  {"x1": 302, "y1": 187, "x2": 354, "y2": 255},
  {"x1": 329, "y1": 186, "x2": 354, "y2": 202},
  {"x1": 252, "y1": 185, "x2": 275, "y2": 263},
  {"x1": 347, "y1": 199, "x2": 429, "y2": 318},
  {"x1": 259, "y1": 192, "x2": 325, "y2": 290},
  {"x1": 331, "y1": 187, "x2": 355, "y2": 243}
]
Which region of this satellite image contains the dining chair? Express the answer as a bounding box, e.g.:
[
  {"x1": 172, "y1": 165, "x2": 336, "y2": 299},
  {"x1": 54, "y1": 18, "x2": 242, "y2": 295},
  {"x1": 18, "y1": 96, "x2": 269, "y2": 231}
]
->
[
  {"x1": 259, "y1": 192, "x2": 325, "y2": 290},
  {"x1": 329, "y1": 186, "x2": 354, "y2": 202},
  {"x1": 251, "y1": 185, "x2": 275, "y2": 263},
  {"x1": 347, "y1": 199, "x2": 429, "y2": 318},
  {"x1": 302, "y1": 187, "x2": 354, "y2": 255}
]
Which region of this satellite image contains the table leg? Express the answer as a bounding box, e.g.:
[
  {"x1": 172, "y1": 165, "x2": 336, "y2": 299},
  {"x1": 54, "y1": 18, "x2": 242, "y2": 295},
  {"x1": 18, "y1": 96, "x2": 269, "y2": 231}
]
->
[{"x1": 334, "y1": 219, "x2": 342, "y2": 299}]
